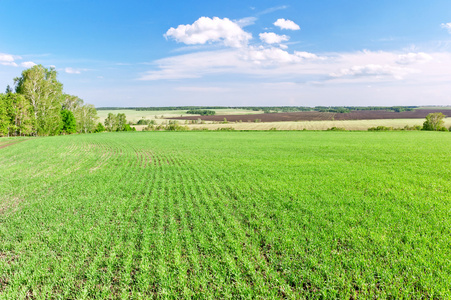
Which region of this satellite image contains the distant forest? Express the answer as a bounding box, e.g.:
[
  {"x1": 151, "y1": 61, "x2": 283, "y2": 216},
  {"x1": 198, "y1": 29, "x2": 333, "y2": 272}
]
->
[{"x1": 97, "y1": 106, "x2": 418, "y2": 113}]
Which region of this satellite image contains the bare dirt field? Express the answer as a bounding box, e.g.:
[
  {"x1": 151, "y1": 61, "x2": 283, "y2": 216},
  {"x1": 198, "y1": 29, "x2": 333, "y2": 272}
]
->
[{"x1": 169, "y1": 109, "x2": 451, "y2": 123}]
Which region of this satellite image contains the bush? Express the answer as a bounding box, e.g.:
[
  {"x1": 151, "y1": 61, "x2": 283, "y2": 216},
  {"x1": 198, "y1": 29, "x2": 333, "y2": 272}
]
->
[
  {"x1": 368, "y1": 126, "x2": 393, "y2": 131},
  {"x1": 403, "y1": 125, "x2": 422, "y2": 131},
  {"x1": 137, "y1": 119, "x2": 156, "y2": 125},
  {"x1": 216, "y1": 127, "x2": 235, "y2": 131},
  {"x1": 94, "y1": 122, "x2": 106, "y2": 133},
  {"x1": 327, "y1": 127, "x2": 346, "y2": 131},
  {"x1": 423, "y1": 112, "x2": 446, "y2": 131}
]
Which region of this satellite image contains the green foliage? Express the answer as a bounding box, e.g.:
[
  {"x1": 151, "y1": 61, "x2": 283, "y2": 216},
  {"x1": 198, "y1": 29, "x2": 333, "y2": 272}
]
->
[
  {"x1": 215, "y1": 127, "x2": 235, "y2": 131},
  {"x1": 136, "y1": 118, "x2": 156, "y2": 125},
  {"x1": 0, "y1": 132, "x2": 450, "y2": 298},
  {"x1": 368, "y1": 126, "x2": 394, "y2": 131},
  {"x1": 186, "y1": 109, "x2": 216, "y2": 116},
  {"x1": 15, "y1": 65, "x2": 63, "y2": 136},
  {"x1": 94, "y1": 122, "x2": 106, "y2": 133},
  {"x1": 327, "y1": 127, "x2": 346, "y2": 131},
  {"x1": 164, "y1": 120, "x2": 189, "y2": 131},
  {"x1": 60, "y1": 109, "x2": 77, "y2": 134},
  {"x1": 402, "y1": 125, "x2": 422, "y2": 131},
  {"x1": 123, "y1": 124, "x2": 136, "y2": 131},
  {"x1": 104, "y1": 113, "x2": 117, "y2": 131},
  {"x1": 116, "y1": 113, "x2": 127, "y2": 131},
  {"x1": 422, "y1": 112, "x2": 446, "y2": 131},
  {"x1": 0, "y1": 65, "x2": 96, "y2": 136},
  {"x1": 104, "y1": 113, "x2": 134, "y2": 132},
  {"x1": 0, "y1": 94, "x2": 9, "y2": 136}
]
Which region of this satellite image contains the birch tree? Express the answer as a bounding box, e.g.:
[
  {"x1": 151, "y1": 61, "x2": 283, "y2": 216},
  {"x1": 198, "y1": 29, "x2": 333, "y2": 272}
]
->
[{"x1": 14, "y1": 65, "x2": 63, "y2": 136}]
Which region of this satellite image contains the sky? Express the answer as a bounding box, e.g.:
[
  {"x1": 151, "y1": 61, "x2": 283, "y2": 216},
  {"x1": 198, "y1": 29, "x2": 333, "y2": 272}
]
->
[{"x1": 1, "y1": 0, "x2": 451, "y2": 107}]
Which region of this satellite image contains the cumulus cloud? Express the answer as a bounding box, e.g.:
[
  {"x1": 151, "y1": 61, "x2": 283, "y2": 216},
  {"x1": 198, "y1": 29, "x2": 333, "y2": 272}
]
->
[
  {"x1": 259, "y1": 32, "x2": 289, "y2": 44},
  {"x1": 165, "y1": 17, "x2": 252, "y2": 48},
  {"x1": 396, "y1": 52, "x2": 432, "y2": 65},
  {"x1": 20, "y1": 61, "x2": 37, "y2": 68},
  {"x1": 330, "y1": 64, "x2": 415, "y2": 80},
  {"x1": 274, "y1": 19, "x2": 300, "y2": 30},
  {"x1": 441, "y1": 22, "x2": 451, "y2": 33}
]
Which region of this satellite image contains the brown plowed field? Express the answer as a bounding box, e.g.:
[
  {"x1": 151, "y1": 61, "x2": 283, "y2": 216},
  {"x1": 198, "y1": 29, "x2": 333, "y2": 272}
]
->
[{"x1": 170, "y1": 109, "x2": 451, "y2": 123}]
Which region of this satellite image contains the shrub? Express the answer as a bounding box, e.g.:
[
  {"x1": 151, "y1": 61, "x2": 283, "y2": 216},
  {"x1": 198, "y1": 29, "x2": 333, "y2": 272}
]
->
[
  {"x1": 94, "y1": 122, "x2": 106, "y2": 133},
  {"x1": 423, "y1": 112, "x2": 446, "y2": 131},
  {"x1": 216, "y1": 127, "x2": 235, "y2": 131},
  {"x1": 368, "y1": 126, "x2": 393, "y2": 131},
  {"x1": 327, "y1": 127, "x2": 346, "y2": 131}
]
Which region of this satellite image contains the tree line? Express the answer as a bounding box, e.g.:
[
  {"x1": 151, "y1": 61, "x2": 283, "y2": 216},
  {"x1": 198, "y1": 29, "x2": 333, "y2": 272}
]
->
[{"x1": 0, "y1": 65, "x2": 98, "y2": 136}]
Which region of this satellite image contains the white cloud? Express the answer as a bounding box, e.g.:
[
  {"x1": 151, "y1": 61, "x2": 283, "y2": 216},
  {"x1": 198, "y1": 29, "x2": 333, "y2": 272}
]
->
[
  {"x1": 441, "y1": 22, "x2": 451, "y2": 33},
  {"x1": 165, "y1": 17, "x2": 252, "y2": 48},
  {"x1": 330, "y1": 64, "x2": 416, "y2": 80},
  {"x1": 65, "y1": 67, "x2": 81, "y2": 74},
  {"x1": 396, "y1": 52, "x2": 432, "y2": 65},
  {"x1": 0, "y1": 53, "x2": 19, "y2": 66},
  {"x1": 20, "y1": 61, "x2": 36, "y2": 68},
  {"x1": 244, "y1": 46, "x2": 323, "y2": 65},
  {"x1": 274, "y1": 19, "x2": 300, "y2": 30},
  {"x1": 259, "y1": 32, "x2": 289, "y2": 44},
  {"x1": 0, "y1": 53, "x2": 15, "y2": 63}
]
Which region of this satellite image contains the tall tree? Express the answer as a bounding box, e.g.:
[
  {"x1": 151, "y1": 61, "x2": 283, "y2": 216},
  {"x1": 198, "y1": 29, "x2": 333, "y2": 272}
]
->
[
  {"x1": 76, "y1": 104, "x2": 97, "y2": 133},
  {"x1": 0, "y1": 94, "x2": 10, "y2": 136},
  {"x1": 14, "y1": 65, "x2": 63, "y2": 136},
  {"x1": 61, "y1": 109, "x2": 77, "y2": 134},
  {"x1": 7, "y1": 93, "x2": 34, "y2": 136},
  {"x1": 62, "y1": 94, "x2": 83, "y2": 111},
  {"x1": 104, "y1": 113, "x2": 117, "y2": 132},
  {"x1": 423, "y1": 112, "x2": 446, "y2": 131},
  {"x1": 116, "y1": 113, "x2": 127, "y2": 131}
]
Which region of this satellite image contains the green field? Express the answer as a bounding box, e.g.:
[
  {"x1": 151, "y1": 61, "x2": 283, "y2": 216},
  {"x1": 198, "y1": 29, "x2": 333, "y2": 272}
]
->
[{"x1": 1, "y1": 132, "x2": 450, "y2": 298}]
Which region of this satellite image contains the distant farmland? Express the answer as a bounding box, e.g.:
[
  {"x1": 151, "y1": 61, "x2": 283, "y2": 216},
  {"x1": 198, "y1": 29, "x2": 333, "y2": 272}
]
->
[
  {"x1": 170, "y1": 109, "x2": 451, "y2": 122},
  {"x1": 1, "y1": 132, "x2": 450, "y2": 298}
]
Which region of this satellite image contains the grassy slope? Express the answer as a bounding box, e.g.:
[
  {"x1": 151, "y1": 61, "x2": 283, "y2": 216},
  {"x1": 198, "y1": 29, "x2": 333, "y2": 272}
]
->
[{"x1": 0, "y1": 132, "x2": 450, "y2": 299}]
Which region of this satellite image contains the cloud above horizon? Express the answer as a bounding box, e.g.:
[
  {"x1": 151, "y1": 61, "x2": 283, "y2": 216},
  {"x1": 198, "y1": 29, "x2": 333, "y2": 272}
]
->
[
  {"x1": 274, "y1": 19, "x2": 300, "y2": 30},
  {"x1": 165, "y1": 17, "x2": 252, "y2": 48},
  {"x1": 259, "y1": 32, "x2": 289, "y2": 44},
  {"x1": 0, "y1": 52, "x2": 37, "y2": 68},
  {"x1": 105, "y1": 17, "x2": 451, "y2": 106}
]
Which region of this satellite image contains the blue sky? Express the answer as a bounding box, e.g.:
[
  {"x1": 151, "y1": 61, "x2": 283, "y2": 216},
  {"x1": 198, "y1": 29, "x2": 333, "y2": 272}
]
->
[{"x1": 1, "y1": 0, "x2": 451, "y2": 107}]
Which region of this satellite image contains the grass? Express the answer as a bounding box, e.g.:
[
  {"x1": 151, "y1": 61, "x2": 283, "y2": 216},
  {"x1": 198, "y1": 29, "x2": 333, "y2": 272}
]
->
[{"x1": 1, "y1": 132, "x2": 451, "y2": 298}]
